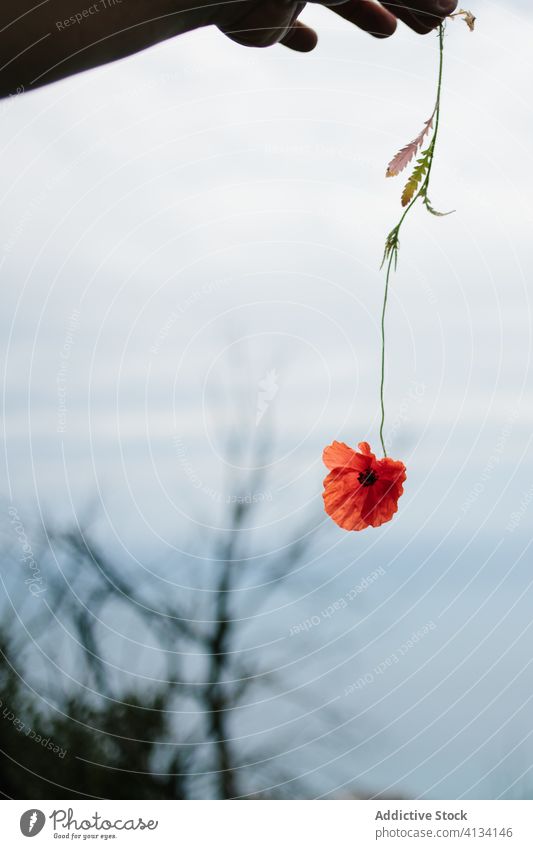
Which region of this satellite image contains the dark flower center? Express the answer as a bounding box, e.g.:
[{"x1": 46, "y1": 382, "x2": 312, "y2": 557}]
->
[{"x1": 358, "y1": 468, "x2": 377, "y2": 488}]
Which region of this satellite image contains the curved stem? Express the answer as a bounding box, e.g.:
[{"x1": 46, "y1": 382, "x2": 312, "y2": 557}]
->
[
  {"x1": 379, "y1": 251, "x2": 395, "y2": 456},
  {"x1": 423, "y1": 25, "x2": 445, "y2": 193},
  {"x1": 378, "y1": 23, "x2": 445, "y2": 458}
]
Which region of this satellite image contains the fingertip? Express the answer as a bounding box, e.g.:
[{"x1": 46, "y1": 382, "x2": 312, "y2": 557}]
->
[
  {"x1": 280, "y1": 22, "x2": 318, "y2": 53},
  {"x1": 371, "y1": 16, "x2": 398, "y2": 38},
  {"x1": 332, "y1": 2, "x2": 398, "y2": 40},
  {"x1": 298, "y1": 29, "x2": 318, "y2": 52},
  {"x1": 437, "y1": 0, "x2": 458, "y2": 15},
  {"x1": 405, "y1": 14, "x2": 435, "y2": 34}
]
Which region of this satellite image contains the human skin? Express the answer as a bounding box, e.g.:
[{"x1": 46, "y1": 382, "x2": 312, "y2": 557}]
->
[{"x1": 0, "y1": 1, "x2": 457, "y2": 98}]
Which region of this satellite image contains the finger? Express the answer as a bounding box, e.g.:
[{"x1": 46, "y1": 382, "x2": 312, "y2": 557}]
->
[
  {"x1": 409, "y1": 0, "x2": 458, "y2": 20},
  {"x1": 218, "y1": 1, "x2": 298, "y2": 48},
  {"x1": 280, "y1": 19, "x2": 319, "y2": 51},
  {"x1": 380, "y1": 1, "x2": 457, "y2": 33},
  {"x1": 381, "y1": 3, "x2": 434, "y2": 34},
  {"x1": 330, "y1": 0, "x2": 398, "y2": 38}
]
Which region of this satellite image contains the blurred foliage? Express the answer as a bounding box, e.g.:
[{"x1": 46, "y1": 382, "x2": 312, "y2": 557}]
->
[{"x1": 0, "y1": 484, "x2": 324, "y2": 799}]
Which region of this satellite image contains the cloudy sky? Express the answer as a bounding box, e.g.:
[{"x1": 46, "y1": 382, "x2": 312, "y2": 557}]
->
[{"x1": 1, "y1": 0, "x2": 533, "y2": 799}]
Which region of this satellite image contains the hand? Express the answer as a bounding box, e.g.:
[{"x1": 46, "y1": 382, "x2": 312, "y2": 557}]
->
[
  {"x1": 0, "y1": 0, "x2": 458, "y2": 98},
  {"x1": 213, "y1": 1, "x2": 459, "y2": 52}
]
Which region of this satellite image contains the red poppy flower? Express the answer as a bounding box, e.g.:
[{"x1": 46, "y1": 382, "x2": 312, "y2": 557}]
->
[{"x1": 322, "y1": 441, "x2": 406, "y2": 531}]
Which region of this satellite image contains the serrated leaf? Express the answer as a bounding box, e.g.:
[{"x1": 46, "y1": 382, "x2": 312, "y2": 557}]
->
[
  {"x1": 401, "y1": 150, "x2": 431, "y2": 207},
  {"x1": 386, "y1": 116, "x2": 434, "y2": 178}
]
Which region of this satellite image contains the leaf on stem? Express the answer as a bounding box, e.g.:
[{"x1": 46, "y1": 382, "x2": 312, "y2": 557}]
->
[
  {"x1": 382, "y1": 228, "x2": 400, "y2": 268},
  {"x1": 423, "y1": 196, "x2": 455, "y2": 217},
  {"x1": 386, "y1": 116, "x2": 434, "y2": 178},
  {"x1": 401, "y1": 148, "x2": 432, "y2": 208}
]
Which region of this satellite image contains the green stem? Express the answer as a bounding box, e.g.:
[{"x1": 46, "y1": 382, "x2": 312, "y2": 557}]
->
[
  {"x1": 424, "y1": 25, "x2": 445, "y2": 193},
  {"x1": 379, "y1": 23, "x2": 446, "y2": 458},
  {"x1": 379, "y1": 251, "x2": 395, "y2": 456}
]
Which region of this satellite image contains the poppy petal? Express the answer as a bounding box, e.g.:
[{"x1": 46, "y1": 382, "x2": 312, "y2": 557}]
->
[
  {"x1": 376, "y1": 456, "x2": 407, "y2": 482},
  {"x1": 322, "y1": 469, "x2": 368, "y2": 531},
  {"x1": 359, "y1": 475, "x2": 404, "y2": 527},
  {"x1": 323, "y1": 440, "x2": 366, "y2": 472}
]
